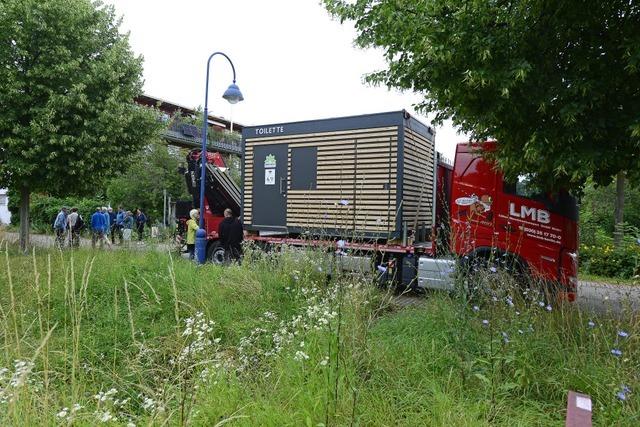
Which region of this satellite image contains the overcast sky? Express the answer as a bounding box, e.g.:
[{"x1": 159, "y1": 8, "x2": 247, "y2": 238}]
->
[{"x1": 104, "y1": 0, "x2": 464, "y2": 157}]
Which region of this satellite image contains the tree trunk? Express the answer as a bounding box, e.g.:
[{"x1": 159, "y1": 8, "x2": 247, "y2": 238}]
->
[
  {"x1": 19, "y1": 186, "x2": 30, "y2": 253},
  {"x1": 613, "y1": 171, "x2": 625, "y2": 248}
]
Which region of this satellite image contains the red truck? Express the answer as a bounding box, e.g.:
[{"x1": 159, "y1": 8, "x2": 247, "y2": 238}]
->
[{"x1": 178, "y1": 111, "x2": 578, "y2": 300}]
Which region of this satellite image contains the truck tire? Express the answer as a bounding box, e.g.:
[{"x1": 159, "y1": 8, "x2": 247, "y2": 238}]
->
[
  {"x1": 207, "y1": 242, "x2": 226, "y2": 265},
  {"x1": 461, "y1": 249, "x2": 528, "y2": 299}
]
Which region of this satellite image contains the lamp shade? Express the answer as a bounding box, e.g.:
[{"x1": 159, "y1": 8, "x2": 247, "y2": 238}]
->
[{"x1": 222, "y1": 83, "x2": 244, "y2": 104}]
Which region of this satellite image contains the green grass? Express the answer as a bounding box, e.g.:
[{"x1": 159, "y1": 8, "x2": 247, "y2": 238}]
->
[{"x1": 0, "y1": 244, "x2": 638, "y2": 426}]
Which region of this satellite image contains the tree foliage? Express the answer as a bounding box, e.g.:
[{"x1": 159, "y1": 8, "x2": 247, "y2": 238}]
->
[
  {"x1": 580, "y1": 178, "x2": 640, "y2": 245},
  {"x1": 0, "y1": 0, "x2": 160, "y2": 247},
  {"x1": 106, "y1": 142, "x2": 190, "y2": 222},
  {"x1": 323, "y1": 0, "x2": 640, "y2": 190}
]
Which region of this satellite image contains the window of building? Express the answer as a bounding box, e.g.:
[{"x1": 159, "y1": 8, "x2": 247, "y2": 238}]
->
[{"x1": 290, "y1": 147, "x2": 317, "y2": 190}]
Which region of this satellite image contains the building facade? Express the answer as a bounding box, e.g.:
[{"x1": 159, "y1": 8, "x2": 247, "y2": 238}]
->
[{"x1": 0, "y1": 189, "x2": 10, "y2": 224}]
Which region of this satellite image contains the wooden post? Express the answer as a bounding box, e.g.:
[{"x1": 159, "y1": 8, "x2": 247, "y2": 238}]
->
[{"x1": 566, "y1": 391, "x2": 592, "y2": 427}]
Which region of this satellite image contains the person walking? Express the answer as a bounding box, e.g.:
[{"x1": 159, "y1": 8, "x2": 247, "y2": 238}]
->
[
  {"x1": 186, "y1": 209, "x2": 199, "y2": 260},
  {"x1": 135, "y1": 208, "x2": 147, "y2": 242},
  {"x1": 91, "y1": 207, "x2": 106, "y2": 249},
  {"x1": 114, "y1": 206, "x2": 125, "y2": 245},
  {"x1": 67, "y1": 207, "x2": 80, "y2": 248},
  {"x1": 108, "y1": 207, "x2": 118, "y2": 244},
  {"x1": 122, "y1": 210, "x2": 134, "y2": 248},
  {"x1": 218, "y1": 208, "x2": 243, "y2": 263},
  {"x1": 53, "y1": 206, "x2": 68, "y2": 249},
  {"x1": 102, "y1": 207, "x2": 111, "y2": 243}
]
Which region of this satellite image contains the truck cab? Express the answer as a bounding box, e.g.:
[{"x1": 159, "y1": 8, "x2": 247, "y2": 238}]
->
[{"x1": 449, "y1": 142, "x2": 579, "y2": 299}]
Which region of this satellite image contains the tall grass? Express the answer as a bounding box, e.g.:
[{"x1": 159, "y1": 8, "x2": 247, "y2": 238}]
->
[{"x1": 0, "y1": 243, "x2": 638, "y2": 425}]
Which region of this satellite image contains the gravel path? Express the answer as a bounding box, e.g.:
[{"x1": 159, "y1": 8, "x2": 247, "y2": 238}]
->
[{"x1": 2, "y1": 231, "x2": 174, "y2": 253}]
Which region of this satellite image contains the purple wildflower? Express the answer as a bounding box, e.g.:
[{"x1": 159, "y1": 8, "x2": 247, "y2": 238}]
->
[
  {"x1": 617, "y1": 385, "x2": 631, "y2": 401},
  {"x1": 611, "y1": 349, "x2": 623, "y2": 357},
  {"x1": 545, "y1": 304, "x2": 552, "y2": 312},
  {"x1": 472, "y1": 305, "x2": 480, "y2": 312},
  {"x1": 618, "y1": 331, "x2": 629, "y2": 338},
  {"x1": 588, "y1": 320, "x2": 595, "y2": 328},
  {"x1": 482, "y1": 319, "x2": 489, "y2": 326}
]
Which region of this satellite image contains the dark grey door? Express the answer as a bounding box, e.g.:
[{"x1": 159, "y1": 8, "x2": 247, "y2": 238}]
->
[{"x1": 252, "y1": 144, "x2": 288, "y2": 228}]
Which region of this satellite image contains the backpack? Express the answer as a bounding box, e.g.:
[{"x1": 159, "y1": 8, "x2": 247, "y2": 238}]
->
[{"x1": 74, "y1": 215, "x2": 85, "y2": 231}]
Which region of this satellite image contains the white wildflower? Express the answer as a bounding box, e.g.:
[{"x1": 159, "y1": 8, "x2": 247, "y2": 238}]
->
[
  {"x1": 294, "y1": 351, "x2": 309, "y2": 361},
  {"x1": 95, "y1": 410, "x2": 115, "y2": 423}
]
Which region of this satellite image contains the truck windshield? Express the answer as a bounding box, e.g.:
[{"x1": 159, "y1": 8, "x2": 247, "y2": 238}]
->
[{"x1": 503, "y1": 174, "x2": 578, "y2": 221}]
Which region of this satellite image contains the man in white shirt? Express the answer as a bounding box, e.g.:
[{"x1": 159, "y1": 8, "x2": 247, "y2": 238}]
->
[{"x1": 67, "y1": 207, "x2": 80, "y2": 248}]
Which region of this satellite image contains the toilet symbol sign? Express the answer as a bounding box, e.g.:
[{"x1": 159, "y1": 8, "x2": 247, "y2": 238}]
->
[
  {"x1": 264, "y1": 154, "x2": 276, "y2": 185},
  {"x1": 265, "y1": 168, "x2": 275, "y2": 185}
]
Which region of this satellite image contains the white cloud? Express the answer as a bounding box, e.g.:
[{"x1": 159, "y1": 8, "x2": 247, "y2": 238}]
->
[{"x1": 105, "y1": 0, "x2": 465, "y2": 157}]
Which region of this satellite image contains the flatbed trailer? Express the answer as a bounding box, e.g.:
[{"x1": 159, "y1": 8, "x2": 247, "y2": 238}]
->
[{"x1": 179, "y1": 111, "x2": 579, "y2": 300}]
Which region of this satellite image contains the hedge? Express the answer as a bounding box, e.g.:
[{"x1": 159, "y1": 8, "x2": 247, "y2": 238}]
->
[
  {"x1": 8, "y1": 193, "x2": 108, "y2": 233},
  {"x1": 579, "y1": 241, "x2": 640, "y2": 279}
]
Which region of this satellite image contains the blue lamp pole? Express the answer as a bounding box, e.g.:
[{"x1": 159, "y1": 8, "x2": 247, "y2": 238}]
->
[{"x1": 195, "y1": 52, "x2": 244, "y2": 264}]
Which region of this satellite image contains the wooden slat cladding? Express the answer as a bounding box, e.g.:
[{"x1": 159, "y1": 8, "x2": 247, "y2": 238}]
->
[
  {"x1": 244, "y1": 127, "x2": 398, "y2": 233},
  {"x1": 242, "y1": 147, "x2": 254, "y2": 225},
  {"x1": 402, "y1": 128, "x2": 435, "y2": 230}
]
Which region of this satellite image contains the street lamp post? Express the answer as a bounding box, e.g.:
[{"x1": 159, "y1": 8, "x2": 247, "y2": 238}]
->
[{"x1": 195, "y1": 52, "x2": 244, "y2": 264}]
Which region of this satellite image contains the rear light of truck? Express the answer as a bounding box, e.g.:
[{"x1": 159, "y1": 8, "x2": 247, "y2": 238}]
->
[{"x1": 559, "y1": 250, "x2": 578, "y2": 302}]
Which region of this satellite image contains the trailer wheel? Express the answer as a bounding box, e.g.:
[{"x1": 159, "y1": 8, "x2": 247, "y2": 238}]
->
[{"x1": 207, "y1": 243, "x2": 226, "y2": 265}]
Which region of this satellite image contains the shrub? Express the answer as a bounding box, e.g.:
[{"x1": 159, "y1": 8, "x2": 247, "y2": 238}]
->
[
  {"x1": 8, "y1": 192, "x2": 107, "y2": 233},
  {"x1": 579, "y1": 241, "x2": 640, "y2": 279}
]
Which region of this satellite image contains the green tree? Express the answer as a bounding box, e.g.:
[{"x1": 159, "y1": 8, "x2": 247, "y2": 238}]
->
[
  {"x1": 106, "y1": 141, "x2": 190, "y2": 222},
  {"x1": 580, "y1": 178, "x2": 640, "y2": 245},
  {"x1": 323, "y1": 0, "x2": 640, "y2": 191},
  {"x1": 0, "y1": 0, "x2": 160, "y2": 251}
]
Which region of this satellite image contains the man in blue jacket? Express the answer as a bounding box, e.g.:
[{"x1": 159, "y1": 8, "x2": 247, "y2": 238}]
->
[
  {"x1": 102, "y1": 207, "x2": 111, "y2": 242},
  {"x1": 53, "y1": 206, "x2": 68, "y2": 249},
  {"x1": 91, "y1": 207, "x2": 106, "y2": 249}
]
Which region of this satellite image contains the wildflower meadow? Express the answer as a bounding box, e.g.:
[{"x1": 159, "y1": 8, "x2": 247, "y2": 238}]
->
[{"x1": 0, "y1": 242, "x2": 638, "y2": 425}]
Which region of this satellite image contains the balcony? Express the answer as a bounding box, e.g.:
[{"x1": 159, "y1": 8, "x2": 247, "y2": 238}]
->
[{"x1": 161, "y1": 120, "x2": 242, "y2": 155}]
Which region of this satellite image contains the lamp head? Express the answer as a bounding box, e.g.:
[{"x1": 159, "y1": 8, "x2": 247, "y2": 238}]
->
[{"x1": 222, "y1": 82, "x2": 244, "y2": 104}]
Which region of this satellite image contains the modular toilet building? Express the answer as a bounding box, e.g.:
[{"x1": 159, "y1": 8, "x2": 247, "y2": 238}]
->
[{"x1": 241, "y1": 111, "x2": 436, "y2": 240}]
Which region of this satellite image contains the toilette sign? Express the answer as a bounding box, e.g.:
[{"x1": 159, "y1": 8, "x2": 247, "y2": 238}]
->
[
  {"x1": 264, "y1": 154, "x2": 276, "y2": 185},
  {"x1": 265, "y1": 169, "x2": 275, "y2": 185}
]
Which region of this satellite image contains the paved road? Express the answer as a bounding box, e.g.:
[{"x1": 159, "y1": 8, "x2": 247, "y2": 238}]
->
[
  {"x1": 4, "y1": 232, "x2": 638, "y2": 313},
  {"x1": 577, "y1": 280, "x2": 639, "y2": 314}
]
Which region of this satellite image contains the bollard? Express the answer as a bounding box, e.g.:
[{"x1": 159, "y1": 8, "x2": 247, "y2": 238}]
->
[
  {"x1": 566, "y1": 391, "x2": 592, "y2": 427},
  {"x1": 195, "y1": 228, "x2": 207, "y2": 264}
]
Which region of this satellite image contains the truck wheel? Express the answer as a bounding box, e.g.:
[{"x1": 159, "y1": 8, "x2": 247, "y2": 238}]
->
[
  {"x1": 461, "y1": 251, "x2": 528, "y2": 299},
  {"x1": 207, "y1": 243, "x2": 226, "y2": 265}
]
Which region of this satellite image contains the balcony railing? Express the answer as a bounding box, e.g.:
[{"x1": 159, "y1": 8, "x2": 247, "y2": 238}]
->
[{"x1": 161, "y1": 120, "x2": 242, "y2": 155}]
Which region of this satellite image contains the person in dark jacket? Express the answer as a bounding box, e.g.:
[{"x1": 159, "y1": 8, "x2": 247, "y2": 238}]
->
[
  {"x1": 135, "y1": 208, "x2": 147, "y2": 242},
  {"x1": 218, "y1": 208, "x2": 243, "y2": 262},
  {"x1": 114, "y1": 206, "x2": 125, "y2": 245}
]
